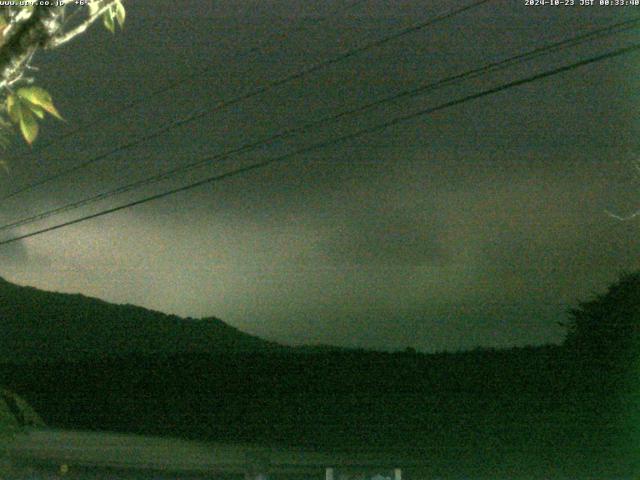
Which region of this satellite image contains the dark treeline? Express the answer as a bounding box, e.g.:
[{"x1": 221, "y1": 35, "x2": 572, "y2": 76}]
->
[
  {"x1": 0, "y1": 273, "x2": 638, "y2": 478},
  {"x1": 1, "y1": 347, "x2": 635, "y2": 477}
]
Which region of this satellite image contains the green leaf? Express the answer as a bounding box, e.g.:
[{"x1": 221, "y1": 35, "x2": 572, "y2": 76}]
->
[
  {"x1": 0, "y1": 160, "x2": 9, "y2": 174},
  {"x1": 103, "y1": 9, "x2": 115, "y2": 33},
  {"x1": 27, "y1": 103, "x2": 45, "y2": 119},
  {"x1": 16, "y1": 87, "x2": 63, "y2": 120},
  {"x1": 6, "y1": 94, "x2": 19, "y2": 124},
  {"x1": 115, "y1": 0, "x2": 125, "y2": 28},
  {"x1": 18, "y1": 108, "x2": 38, "y2": 145}
]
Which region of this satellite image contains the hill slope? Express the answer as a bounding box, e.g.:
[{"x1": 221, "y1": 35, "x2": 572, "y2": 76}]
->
[{"x1": 0, "y1": 277, "x2": 281, "y2": 362}]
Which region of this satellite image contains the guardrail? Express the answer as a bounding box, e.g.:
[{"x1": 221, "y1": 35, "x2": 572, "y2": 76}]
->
[{"x1": 9, "y1": 429, "x2": 414, "y2": 479}]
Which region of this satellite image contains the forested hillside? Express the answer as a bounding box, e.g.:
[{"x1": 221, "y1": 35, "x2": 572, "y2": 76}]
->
[{"x1": 1, "y1": 274, "x2": 638, "y2": 478}]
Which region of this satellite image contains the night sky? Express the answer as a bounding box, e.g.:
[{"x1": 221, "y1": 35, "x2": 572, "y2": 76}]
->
[{"x1": 1, "y1": 0, "x2": 639, "y2": 352}]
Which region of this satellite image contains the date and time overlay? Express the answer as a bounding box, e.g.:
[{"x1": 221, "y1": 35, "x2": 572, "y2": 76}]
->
[
  {"x1": 526, "y1": 0, "x2": 639, "y2": 6},
  {"x1": 1, "y1": 0, "x2": 639, "y2": 6},
  {"x1": 0, "y1": 1, "x2": 95, "y2": 6}
]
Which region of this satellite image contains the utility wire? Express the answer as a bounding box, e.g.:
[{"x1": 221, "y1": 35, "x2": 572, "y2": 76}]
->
[
  {"x1": 2, "y1": 0, "x2": 369, "y2": 166},
  {"x1": 1, "y1": 42, "x2": 638, "y2": 247},
  {"x1": 0, "y1": 0, "x2": 492, "y2": 201},
  {"x1": 1, "y1": 17, "x2": 637, "y2": 233}
]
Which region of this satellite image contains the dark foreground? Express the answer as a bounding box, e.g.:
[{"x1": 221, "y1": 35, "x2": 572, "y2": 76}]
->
[
  {"x1": 6, "y1": 427, "x2": 634, "y2": 480},
  {"x1": 2, "y1": 347, "x2": 638, "y2": 480}
]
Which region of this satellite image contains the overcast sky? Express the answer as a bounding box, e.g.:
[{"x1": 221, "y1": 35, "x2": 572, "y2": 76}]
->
[{"x1": 0, "y1": 0, "x2": 639, "y2": 352}]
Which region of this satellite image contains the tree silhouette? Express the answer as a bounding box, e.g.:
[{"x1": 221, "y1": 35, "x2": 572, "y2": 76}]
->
[
  {"x1": 561, "y1": 272, "x2": 640, "y2": 471},
  {"x1": 563, "y1": 271, "x2": 640, "y2": 365}
]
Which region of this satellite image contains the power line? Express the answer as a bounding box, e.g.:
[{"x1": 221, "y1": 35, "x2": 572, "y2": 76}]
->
[
  {"x1": 1, "y1": 42, "x2": 637, "y2": 247},
  {"x1": 0, "y1": 0, "x2": 492, "y2": 202},
  {"x1": 1, "y1": 18, "x2": 637, "y2": 233},
  {"x1": 1, "y1": 0, "x2": 369, "y2": 199},
  {"x1": 2, "y1": 0, "x2": 370, "y2": 166}
]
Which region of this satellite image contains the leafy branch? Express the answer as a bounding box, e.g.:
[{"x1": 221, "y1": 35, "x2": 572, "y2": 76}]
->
[
  {"x1": 6, "y1": 86, "x2": 62, "y2": 145},
  {"x1": 0, "y1": 1, "x2": 125, "y2": 153}
]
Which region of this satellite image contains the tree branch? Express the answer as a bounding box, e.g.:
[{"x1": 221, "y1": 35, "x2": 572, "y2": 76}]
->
[
  {"x1": 0, "y1": 6, "x2": 64, "y2": 90},
  {"x1": 2, "y1": 7, "x2": 36, "y2": 40},
  {"x1": 48, "y1": 1, "x2": 118, "y2": 48}
]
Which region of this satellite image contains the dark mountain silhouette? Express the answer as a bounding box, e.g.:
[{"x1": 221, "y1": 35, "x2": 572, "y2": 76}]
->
[
  {"x1": 0, "y1": 276, "x2": 282, "y2": 362},
  {"x1": 0, "y1": 273, "x2": 637, "y2": 478}
]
